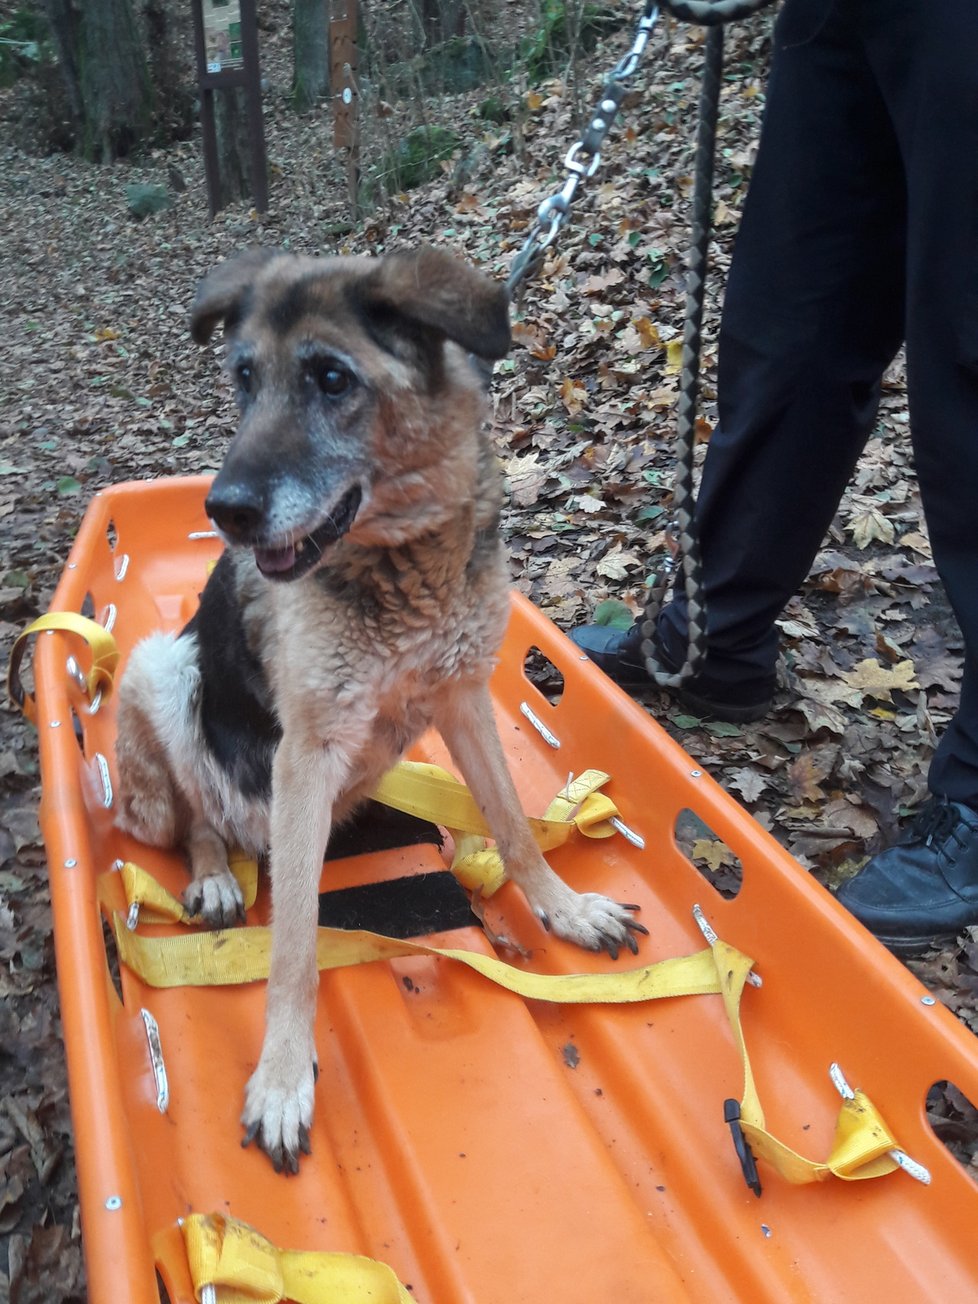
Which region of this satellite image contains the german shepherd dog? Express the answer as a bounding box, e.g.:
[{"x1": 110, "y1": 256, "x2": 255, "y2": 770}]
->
[{"x1": 114, "y1": 247, "x2": 646, "y2": 1172}]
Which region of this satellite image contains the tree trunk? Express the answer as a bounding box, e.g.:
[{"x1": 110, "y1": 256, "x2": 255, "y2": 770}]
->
[
  {"x1": 143, "y1": 0, "x2": 194, "y2": 142},
  {"x1": 44, "y1": 0, "x2": 154, "y2": 161},
  {"x1": 420, "y1": 0, "x2": 466, "y2": 48},
  {"x1": 292, "y1": 0, "x2": 329, "y2": 111}
]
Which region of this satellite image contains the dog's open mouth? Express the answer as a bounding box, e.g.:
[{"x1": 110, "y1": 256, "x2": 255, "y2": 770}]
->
[{"x1": 253, "y1": 485, "x2": 363, "y2": 582}]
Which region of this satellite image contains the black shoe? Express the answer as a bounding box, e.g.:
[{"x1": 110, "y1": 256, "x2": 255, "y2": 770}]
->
[
  {"x1": 835, "y1": 798, "x2": 978, "y2": 956},
  {"x1": 569, "y1": 623, "x2": 774, "y2": 724}
]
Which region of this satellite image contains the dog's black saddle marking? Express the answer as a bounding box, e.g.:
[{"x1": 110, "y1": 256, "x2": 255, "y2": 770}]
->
[{"x1": 181, "y1": 552, "x2": 281, "y2": 800}]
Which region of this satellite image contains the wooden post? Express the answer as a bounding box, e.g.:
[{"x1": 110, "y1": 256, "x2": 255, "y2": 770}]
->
[
  {"x1": 190, "y1": 0, "x2": 269, "y2": 217},
  {"x1": 330, "y1": 0, "x2": 360, "y2": 220}
]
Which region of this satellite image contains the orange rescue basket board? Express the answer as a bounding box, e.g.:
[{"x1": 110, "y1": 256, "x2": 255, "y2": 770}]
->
[{"x1": 24, "y1": 475, "x2": 978, "y2": 1303}]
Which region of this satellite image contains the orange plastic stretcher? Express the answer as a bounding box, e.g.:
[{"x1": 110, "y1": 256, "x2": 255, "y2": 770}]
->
[{"x1": 22, "y1": 475, "x2": 978, "y2": 1302}]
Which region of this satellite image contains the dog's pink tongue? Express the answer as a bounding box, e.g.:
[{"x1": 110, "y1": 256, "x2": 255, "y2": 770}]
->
[{"x1": 254, "y1": 544, "x2": 295, "y2": 574}]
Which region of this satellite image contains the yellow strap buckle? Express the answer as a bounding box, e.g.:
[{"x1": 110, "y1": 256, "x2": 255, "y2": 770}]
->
[
  {"x1": 182, "y1": 1212, "x2": 413, "y2": 1304},
  {"x1": 8, "y1": 612, "x2": 120, "y2": 725}
]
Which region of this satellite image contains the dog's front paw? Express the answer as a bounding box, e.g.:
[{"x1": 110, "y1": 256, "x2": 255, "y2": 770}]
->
[
  {"x1": 241, "y1": 1044, "x2": 317, "y2": 1174},
  {"x1": 184, "y1": 870, "x2": 245, "y2": 929},
  {"x1": 535, "y1": 887, "x2": 648, "y2": 961}
]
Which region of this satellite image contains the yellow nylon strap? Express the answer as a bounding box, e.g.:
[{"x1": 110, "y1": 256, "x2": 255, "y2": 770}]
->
[
  {"x1": 710, "y1": 938, "x2": 900, "y2": 1184},
  {"x1": 110, "y1": 864, "x2": 908, "y2": 1187},
  {"x1": 182, "y1": 1212, "x2": 412, "y2": 1304},
  {"x1": 375, "y1": 763, "x2": 620, "y2": 895},
  {"x1": 111, "y1": 906, "x2": 724, "y2": 1001},
  {"x1": 119, "y1": 856, "x2": 259, "y2": 925},
  {"x1": 8, "y1": 612, "x2": 120, "y2": 725},
  {"x1": 113, "y1": 761, "x2": 614, "y2": 924}
]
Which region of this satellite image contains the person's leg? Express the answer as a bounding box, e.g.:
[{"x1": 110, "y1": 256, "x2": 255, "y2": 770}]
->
[
  {"x1": 576, "y1": 0, "x2": 907, "y2": 704},
  {"x1": 835, "y1": 0, "x2": 978, "y2": 952},
  {"x1": 657, "y1": 0, "x2": 907, "y2": 682}
]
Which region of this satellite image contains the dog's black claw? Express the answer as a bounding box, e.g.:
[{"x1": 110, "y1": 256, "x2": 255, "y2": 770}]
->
[
  {"x1": 242, "y1": 1120, "x2": 261, "y2": 1149},
  {"x1": 619, "y1": 902, "x2": 642, "y2": 913},
  {"x1": 312, "y1": 1060, "x2": 319, "y2": 1084},
  {"x1": 604, "y1": 939, "x2": 620, "y2": 962},
  {"x1": 298, "y1": 1124, "x2": 312, "y2": 1156},
  {"x1": 625, "y1": 932, "x2": 640, "y2": 956},
  {"x1": 539, "y1": 912, "x2": 551, "y2": 933},
  {"x1": 627, "y1": 920, "x2": 650, "y2": 937}
]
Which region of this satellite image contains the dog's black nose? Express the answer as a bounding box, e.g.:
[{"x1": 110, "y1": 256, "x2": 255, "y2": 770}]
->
[{"x1": 206, "y1": 484, "x2": 266, "y2": 541}]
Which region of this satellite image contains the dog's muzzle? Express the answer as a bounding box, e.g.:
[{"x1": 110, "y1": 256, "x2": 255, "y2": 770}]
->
[{"x1": 206, "y1": 483, "x2": 364, "y2": 583}]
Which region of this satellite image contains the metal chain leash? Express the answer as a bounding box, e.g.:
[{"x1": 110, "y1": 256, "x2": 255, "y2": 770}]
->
[
  {"x1": 506, "y1": 0, "x2": 777, "y2": 688},
  {"x1": 506, "y1": 0, "x2": 661, "y2": 302}
]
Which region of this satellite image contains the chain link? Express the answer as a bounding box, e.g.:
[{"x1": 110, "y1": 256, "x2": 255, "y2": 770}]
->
[{"x1": 506, "y1": 0, "x2": 660, "y2": 299}]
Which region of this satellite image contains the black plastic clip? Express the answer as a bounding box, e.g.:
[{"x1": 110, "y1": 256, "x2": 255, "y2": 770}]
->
[
  {"x1": 724, "y1": 1099, "x2": 762, "y2": 1197},
  {"x1": 580, "y1": 78, "x2": 628, "y2": 155}
]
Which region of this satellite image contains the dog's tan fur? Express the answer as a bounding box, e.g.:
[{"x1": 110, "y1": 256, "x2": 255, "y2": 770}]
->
[{"x1": 114, "y1": 247, "x2": 644, "y2": 1171}]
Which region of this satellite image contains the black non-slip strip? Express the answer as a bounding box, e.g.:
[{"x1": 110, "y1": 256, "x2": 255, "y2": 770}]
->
[
  {"x1": 318, "y1": 871, "x2": 474, "y2": 940},
  {"x1": 324, "y1": 800, "x2": 444, "y2": 862}
]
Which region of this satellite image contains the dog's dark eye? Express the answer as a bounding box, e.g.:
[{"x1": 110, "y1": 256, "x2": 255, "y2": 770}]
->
[
  {"x1": 236, "y1": 362, "x2": 255, "y2": 394},
  {"x1": 318, "y1": 365, "x2": 353, "y2": 398}
]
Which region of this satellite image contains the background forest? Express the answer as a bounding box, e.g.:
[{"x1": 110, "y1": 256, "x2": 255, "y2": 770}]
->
[{"x1": 2, "y1": 0, "x2": 978, "y2": 1297}]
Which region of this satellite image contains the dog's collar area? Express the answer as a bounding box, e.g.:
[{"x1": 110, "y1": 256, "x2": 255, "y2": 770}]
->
[{"x1": 254, "y1": 484, "x2": 363, "y2": 582}]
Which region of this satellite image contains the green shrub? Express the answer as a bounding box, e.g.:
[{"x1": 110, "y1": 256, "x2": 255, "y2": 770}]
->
[
  {"x1": 382, "y1": 125, "x2": 461, "y2": 193},
  {"x1": 0, "y1": 7, "x2": 52, "y2": 89},
  {"x1": 521, "y1": 0, "x2": 622, "y2": 82}
]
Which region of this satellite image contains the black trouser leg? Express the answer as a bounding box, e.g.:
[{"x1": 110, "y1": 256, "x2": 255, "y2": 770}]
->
[
  {"x1": 865, "y1": 0, "x2": 978, "y2": 806},
  {"x1": 658, "y1": 0, "x2": 906, "y2": 687}
]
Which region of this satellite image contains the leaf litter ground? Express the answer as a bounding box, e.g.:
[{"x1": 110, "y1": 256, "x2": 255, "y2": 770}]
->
[{"x1": 1, "y1": 10, "x2": 977, "y2": 1298}]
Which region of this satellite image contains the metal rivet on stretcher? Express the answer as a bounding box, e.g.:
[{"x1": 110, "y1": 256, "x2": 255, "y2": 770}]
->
[
  {"x1": 63, "y1": 859, "x2": 77, "y2": 869},
  {"x1": 921, "y1": 996, "x2": 936, "y2": 1006},
  {"x1": 104, "y1": 1195, "x2": 122, "y2": 1211}
]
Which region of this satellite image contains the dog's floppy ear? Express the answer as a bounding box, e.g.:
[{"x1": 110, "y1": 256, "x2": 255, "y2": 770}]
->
[
  {"x1": 190, "y1": 247, "x2": 282, "y2": 345},
  {"x1": 364, "y1": 247, "x2": 511, "y2": 361}
]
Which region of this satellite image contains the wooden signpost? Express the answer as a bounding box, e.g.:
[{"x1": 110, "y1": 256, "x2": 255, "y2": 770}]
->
[
  {"x1": 330, "y1": 0, "x2": 360, "y2": 218},
  {"x1": 190, "y1": 0, "x2": 269, "y2": 216}
]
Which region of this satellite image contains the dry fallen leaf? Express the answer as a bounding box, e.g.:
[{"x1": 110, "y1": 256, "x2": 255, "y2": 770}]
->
[
  {"x1": 848, "y1": 506, "x2": 895, "y2": 549},
  {"x1": 690, "y1": 838, "x2": 736, "y2": 872},
  {"x1": 559, "y1": 376, "x2": 586, "y2": 415},
  {"x1": 842, "y1": 658, "x2": 919, "y2": 703}
]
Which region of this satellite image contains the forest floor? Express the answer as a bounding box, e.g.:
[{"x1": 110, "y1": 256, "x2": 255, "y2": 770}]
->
[{"x1": 2, "y1": 8, "x2": 978, "y2": 1300}]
